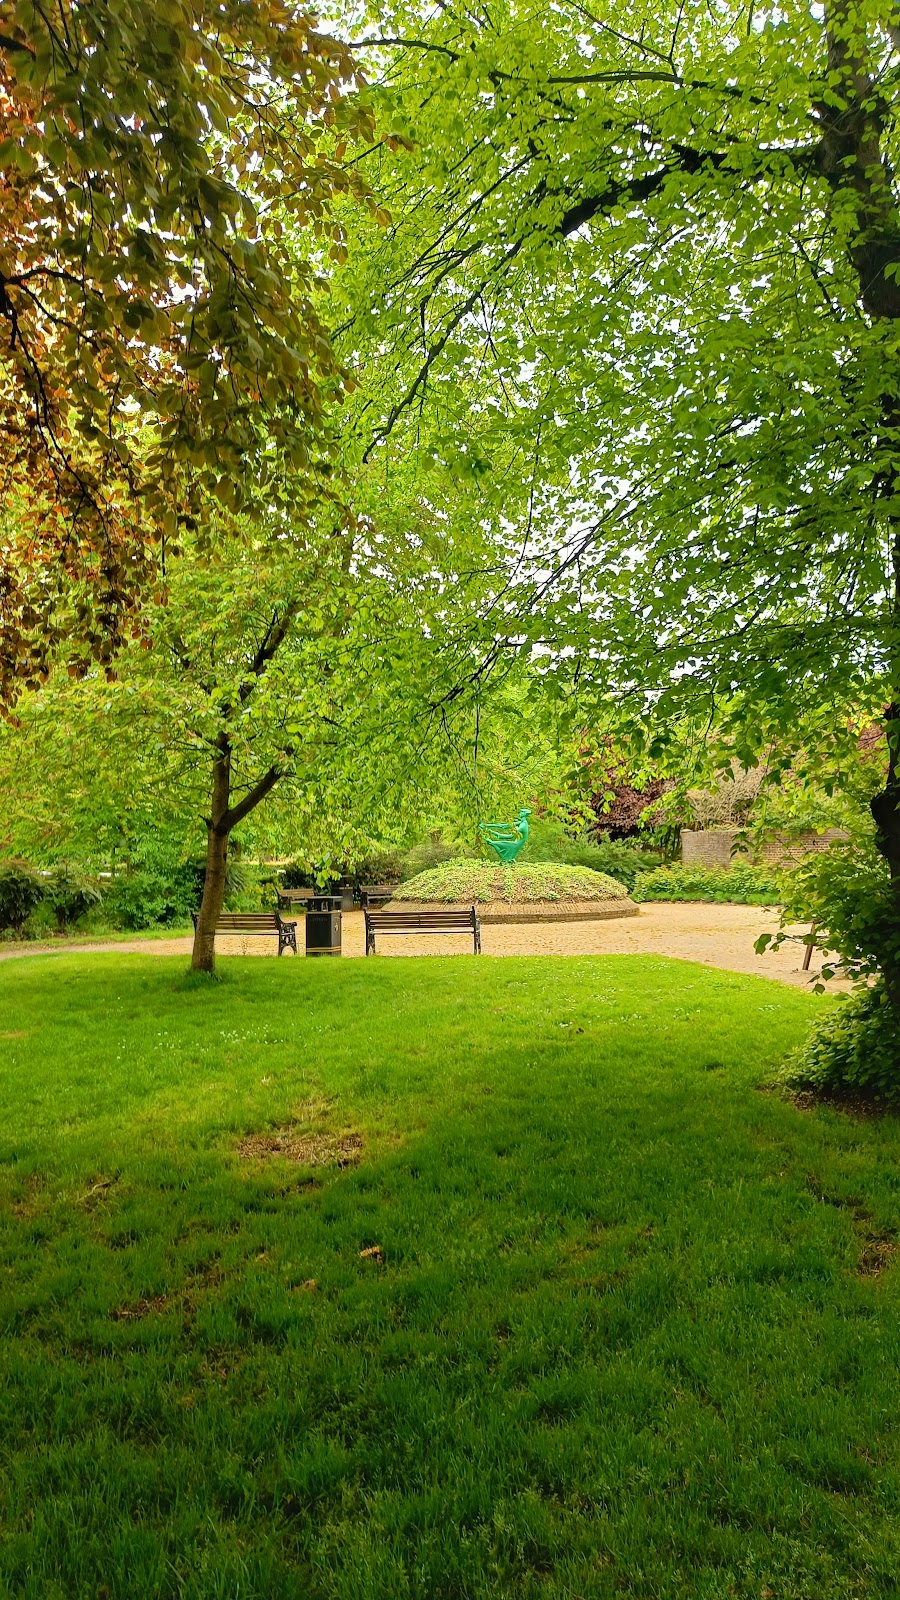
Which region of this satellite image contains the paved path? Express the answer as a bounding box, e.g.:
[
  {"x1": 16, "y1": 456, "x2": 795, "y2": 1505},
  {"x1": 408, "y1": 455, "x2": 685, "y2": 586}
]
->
[{"x1": 0, "y1": 904, "x2": 843, "y2": 989}]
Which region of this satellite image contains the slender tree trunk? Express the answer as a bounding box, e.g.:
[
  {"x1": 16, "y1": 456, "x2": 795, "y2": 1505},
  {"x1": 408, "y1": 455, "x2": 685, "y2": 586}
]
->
[
  {"x1": 191, "y1": 748, "x2": 232, "y2": 975},
  {"x1": 190, "y1": 741, "x2": 284, "y2": 975}
]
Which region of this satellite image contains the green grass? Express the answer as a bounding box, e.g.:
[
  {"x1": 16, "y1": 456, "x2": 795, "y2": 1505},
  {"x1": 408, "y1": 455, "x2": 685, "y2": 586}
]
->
[
  {"x1": 1, "y1": 955, "x2": 899, "y2": 1598},
  {"x1": 2, "y1": 923, "x2": 193, "y2": 949}
]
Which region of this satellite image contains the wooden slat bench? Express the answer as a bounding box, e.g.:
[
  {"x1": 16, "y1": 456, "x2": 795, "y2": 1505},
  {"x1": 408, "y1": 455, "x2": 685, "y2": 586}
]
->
[
  {"x1": 360, "y1": 883, "x2": 398, "y2": 906},
  {"x1": 364, "y1": 906, "x2": 481, "y2": 955},
  {"x1": 192, "y1": 911, "x2": 298, "y2": 955},
  {"x1": 277, "y1": 888, "x2": 316, "y2": 909}
]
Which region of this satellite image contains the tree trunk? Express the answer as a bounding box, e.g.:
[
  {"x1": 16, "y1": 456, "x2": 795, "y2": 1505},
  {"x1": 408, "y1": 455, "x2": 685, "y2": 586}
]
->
[
  {"x1": 191, "y1": 821, "x2": 230, "y2": 974},
  {"x1": 819, "y1": 4, "x2": 900, "y2": 1021},
  {"x1": 189, "y1": 743, "x2": 284, "y2": 974},
  {"x1": 191, "y1": 748, "x2": 232, "y2": 975},
  {"x1": 871, "y1": 702, "x2": 900, "y2": 1010}
]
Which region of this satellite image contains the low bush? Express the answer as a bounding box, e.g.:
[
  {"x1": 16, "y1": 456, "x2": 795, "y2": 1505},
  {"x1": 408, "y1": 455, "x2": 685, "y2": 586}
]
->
[
  {"x1": 519, "y1": 821, "x2": 661, "y2": 888},
  {"x1": 0, "y1": 860, "x2": 45, "y2": 936},
  {"x1": 760, "y1": 835, "x2": 900, "y2": 1101},
  {"x1": 632, "y1": 863, "x2": 782, "y2": 905},
  {"x1": 774, "y1": 835, "x2": 897, "y2": 988},
  {"x1": 562, "y1": 840, "x2": 662, "y2": 889},
  {"x1": 399, "y1": 836, "x2": 475, "y2": 881},
  {"x1": 393, "y1": 857, "x2": 630, "y2": 904},
  {"x1": 43, "y1": 863, "x2": 103, "y2": 932},
  {"x1": 780, "y1": 981, "x2": 900, "y2": 1101},
  {"x1": 104, "y1": 864, "x2": 201, "y2": 931},
  {"x1": 105, "y1": 855, "x2": 258, "y2": 930}
]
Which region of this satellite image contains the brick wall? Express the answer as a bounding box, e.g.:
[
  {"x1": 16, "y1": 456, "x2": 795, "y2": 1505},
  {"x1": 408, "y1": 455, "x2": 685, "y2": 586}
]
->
[{"x1": 681, "y1": 828, "x2": 848, "y2": 868}]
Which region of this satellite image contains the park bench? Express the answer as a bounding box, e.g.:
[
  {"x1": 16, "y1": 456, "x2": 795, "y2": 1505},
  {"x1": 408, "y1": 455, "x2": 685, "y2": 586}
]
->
[
  {"x1": 364, "y1": 905, "x2": 481, "y2": 955},
  {"x1": 277, "y1": 888, "x2": 316, "y2": 910},
  {"x1": 192, "y1": 911, "x2": 298, "y2": 955},
  {"x1": 360, "y1": 883, "x2": 397, "y2": 906}
]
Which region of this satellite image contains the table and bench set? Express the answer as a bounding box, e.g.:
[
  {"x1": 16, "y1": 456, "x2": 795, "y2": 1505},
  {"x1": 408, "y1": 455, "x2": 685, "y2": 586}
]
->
[{"x1": 194, "y1": 894, "x2": 482, "y2": 957}]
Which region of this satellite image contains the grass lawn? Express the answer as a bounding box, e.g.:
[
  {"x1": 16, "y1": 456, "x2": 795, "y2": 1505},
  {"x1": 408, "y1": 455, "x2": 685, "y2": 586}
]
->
[
  {"x1": 1, "y1": 925, "x2": 193, "y2": 950},
  {"x1": 1, "y1": 954, "x2": 899, "y2": 1599}
]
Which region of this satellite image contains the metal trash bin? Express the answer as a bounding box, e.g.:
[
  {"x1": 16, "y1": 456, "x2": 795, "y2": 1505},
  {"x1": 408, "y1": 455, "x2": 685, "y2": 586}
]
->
[{"x1": 305, "y1": 894, "x2": 342, "y2": 957}]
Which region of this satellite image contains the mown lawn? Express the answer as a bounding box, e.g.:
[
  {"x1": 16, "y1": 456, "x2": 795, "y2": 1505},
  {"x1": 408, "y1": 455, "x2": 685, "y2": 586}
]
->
[{"x1": 1, "y1": 954, "x2": 899, "y2": 1599}]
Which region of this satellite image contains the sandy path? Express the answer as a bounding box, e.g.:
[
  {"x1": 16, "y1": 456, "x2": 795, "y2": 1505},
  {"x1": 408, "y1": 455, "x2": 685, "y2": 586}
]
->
[{"x1": 0, "y1": 904, "x2": 842, "y2": 990}]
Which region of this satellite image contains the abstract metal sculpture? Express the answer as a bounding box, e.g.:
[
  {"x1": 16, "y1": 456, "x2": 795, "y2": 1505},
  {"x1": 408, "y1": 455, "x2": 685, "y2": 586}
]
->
[{"x1": 479, "y1": 808, "x2": 531, "y2": 864}]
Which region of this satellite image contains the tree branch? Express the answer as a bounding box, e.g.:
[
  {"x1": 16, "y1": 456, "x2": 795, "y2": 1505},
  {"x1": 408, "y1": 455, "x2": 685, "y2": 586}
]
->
[{"x1": 223, "y1": 765, "x2": 284, "y2": 830}]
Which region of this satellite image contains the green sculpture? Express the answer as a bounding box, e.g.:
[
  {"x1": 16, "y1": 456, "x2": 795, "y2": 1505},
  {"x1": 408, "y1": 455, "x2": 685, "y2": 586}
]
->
[{"x1": 479, "y1": 807, "x2": 531, "y2": 864}]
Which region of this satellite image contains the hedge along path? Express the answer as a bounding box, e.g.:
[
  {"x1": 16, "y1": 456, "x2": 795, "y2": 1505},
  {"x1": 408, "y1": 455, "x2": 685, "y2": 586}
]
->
[{"x1": 0, "y1": 905, "x2": 848, "y2": 990}]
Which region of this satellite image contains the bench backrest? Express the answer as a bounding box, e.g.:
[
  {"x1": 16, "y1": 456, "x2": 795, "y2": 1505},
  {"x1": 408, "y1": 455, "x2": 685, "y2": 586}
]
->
[{"x1": 365, "y1": 907, "x2": 477, "y2": 930}]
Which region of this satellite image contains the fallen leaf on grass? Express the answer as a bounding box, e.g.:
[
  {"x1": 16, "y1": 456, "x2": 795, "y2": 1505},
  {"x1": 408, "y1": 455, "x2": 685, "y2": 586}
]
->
[{"x1": 359, "y1": 1245, "x2": 385, "y2": 1264}]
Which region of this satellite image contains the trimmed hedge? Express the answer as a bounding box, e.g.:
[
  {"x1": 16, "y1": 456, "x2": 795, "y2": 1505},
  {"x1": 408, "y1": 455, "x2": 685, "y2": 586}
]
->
[
  {"x1": 392, "y1": 858, "x2": 630, "y2": 904},
  {"x1": 632, "y1": 863, "x2": 782, "y2": 905}
]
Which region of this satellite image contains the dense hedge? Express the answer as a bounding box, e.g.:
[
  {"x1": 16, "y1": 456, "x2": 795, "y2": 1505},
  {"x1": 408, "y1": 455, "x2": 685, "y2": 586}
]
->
[
  {"x1": 632, "y1": 863, "x2": 782, "y2": 905},
  {"x1": 392, "y1": 858, "x2": 630, "y2": 904}
]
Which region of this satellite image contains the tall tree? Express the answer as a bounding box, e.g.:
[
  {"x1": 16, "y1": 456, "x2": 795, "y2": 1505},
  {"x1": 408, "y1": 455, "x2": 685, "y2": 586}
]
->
[{"x1": 331, "y1": 0, "x2": 900, "y2": 1027}]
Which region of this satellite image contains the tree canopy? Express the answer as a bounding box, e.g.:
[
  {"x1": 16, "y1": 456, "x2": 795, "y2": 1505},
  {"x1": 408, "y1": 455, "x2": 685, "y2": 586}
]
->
[
  {"x1": 0, "y1": 0, "x2": 376, "y2": 702},
  {"x1": 328, "y1": 0, "x2": 900, "y2": 1019}
]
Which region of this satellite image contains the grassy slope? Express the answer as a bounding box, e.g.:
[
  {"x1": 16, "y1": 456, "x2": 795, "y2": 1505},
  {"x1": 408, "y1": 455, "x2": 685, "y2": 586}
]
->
[{"x1": 1, "y1": 956, "x2": 898, "y2": 1599}]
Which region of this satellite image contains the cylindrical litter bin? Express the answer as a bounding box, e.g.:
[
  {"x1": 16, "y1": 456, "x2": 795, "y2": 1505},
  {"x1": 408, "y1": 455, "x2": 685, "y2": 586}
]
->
[{"x1": 305, "y1": 894, "x2": 342, "y2": 957}]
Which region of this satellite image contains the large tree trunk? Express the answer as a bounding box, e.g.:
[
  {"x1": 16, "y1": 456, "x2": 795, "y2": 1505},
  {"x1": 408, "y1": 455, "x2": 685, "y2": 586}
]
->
[
  {"x1": 819, "y1": 3, "x2": 900, "y2": 1019},
  {"x1": 870, "y1": 703, "x2": 900, "y2": 1010},
  {"x1": 191, "y1": 748, "x2": 232, "y2": 974}
]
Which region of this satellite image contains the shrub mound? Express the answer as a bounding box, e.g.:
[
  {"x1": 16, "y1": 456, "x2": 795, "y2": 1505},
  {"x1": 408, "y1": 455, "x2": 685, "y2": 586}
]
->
[
  {"x1": 780, "y1": 981, "x2": 900, "y2": 1102},
  {"x1": 633, "y1": 863, "x2": 781, "y2": 905},
  {"x1": 392, "y1": 857, "x2": 630, "y2": 904}
]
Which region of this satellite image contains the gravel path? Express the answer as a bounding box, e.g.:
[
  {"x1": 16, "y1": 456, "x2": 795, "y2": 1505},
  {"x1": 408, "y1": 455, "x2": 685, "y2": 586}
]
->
[{"x1": 0, "y1": 903, "x2": 844, "y2": 989}]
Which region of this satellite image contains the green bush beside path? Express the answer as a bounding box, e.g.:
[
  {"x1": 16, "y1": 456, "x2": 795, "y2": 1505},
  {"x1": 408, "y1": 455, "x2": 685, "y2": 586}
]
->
[{"x1": 633, "y1": 863, "x2": 782, "y2": 905}]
